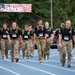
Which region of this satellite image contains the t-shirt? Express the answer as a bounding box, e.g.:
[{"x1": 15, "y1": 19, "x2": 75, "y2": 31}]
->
[
  {"x1": 30, "y1": 30, "x2": 34, "y2": 36},
  {"x1": 9, "y1": 28, "x2": 21, "y2": 39},
  {"x1": 34, "y1": 26, "x2": 45, "y2": 37},
  {"x1": 44, "y1": 28, "x2": 53, "y2": 37},
  {"x1": 59, "y1": 27, "x2": 75, "y2": 41},
  {"x1": 54, "y1": 29, "x2": 59, "y2": 37},
  {"x1": 22, "y1": 31, "x2": 30, "y2": 40},
  {"x1": 0, "y1": 28, "x2": 9, "y2": 39}
]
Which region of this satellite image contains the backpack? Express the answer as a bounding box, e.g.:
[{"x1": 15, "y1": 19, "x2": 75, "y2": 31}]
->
[
  {"x1": 9, "y1": 27, "x2": 18, "y2": 34},
  {"x1": 62, "y1": 27, "x2": 72, "y2": 38}
]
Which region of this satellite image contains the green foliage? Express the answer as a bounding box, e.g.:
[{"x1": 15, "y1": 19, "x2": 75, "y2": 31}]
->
[{"x1": 0, "y1": 0, "x2": 75, "y2": 29}]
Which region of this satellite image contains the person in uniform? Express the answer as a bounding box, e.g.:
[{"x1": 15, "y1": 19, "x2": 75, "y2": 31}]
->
[
  {"x1": 0, "y1": 23, "x2": 9, "y2": 59},
  {"x1": 21, "y1": 25, "x2": 28, "y2": 58},
  {"x1": 22, "y1": 25, "x2": 33, "y2": 59},
  {"x1": 54, "y1": 23, "x2": 65, "y2": 51},
  {"x1": 44, "y1": 22, "x2": 54, "y2": 59},
  {"x1": 34, "y1": 19, "x2": 46, "y2": 63},
  {"x1": 16, "y1": 25, "x2": 22, "y2": 55},
  {"x1": 28, "y1": 25, "x2": 35, "y2": 57},
  {"x1": 8, "y1": 21, "x2": 22, "y2": 62},
  {"x1": 58, "y1": 20, "x2": 75, "y2": 67}
]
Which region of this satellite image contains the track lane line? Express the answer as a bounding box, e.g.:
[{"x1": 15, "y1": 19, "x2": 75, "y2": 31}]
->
[
  {"x1": 0, "y1": 66, "x2": 20, "y2": 75},
  {"x1": 5, "y1": 59, "x2": 56, "y2": 75},
  {"x1": 25, "y1": 59, "x2": 75, "y2": 73}
]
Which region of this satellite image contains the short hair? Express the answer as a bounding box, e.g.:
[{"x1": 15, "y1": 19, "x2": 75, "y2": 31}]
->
[
  {"x1": 37, "y1": 19, "x2": 42, "y2": 22},
  {"x1": 66, "y1": 20, "x2": 71, "y2": 24},
  {"x1": 3, "y1": 23, "x2": 7, "y2": 25},
  {"x1": 12, "y1": 21, "x2": 17, "y2": 24},
  {"x1": 24, "y1": 25, "x2": 28, "y2": 27}
]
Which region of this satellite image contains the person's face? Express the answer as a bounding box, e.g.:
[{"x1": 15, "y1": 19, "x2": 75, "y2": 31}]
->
[
  {"x1": 12, "y1": 22, "x2": 17, "y2": 29},
  {"x1": 24, "y1": 26, "x2": 28, "y2": 31},
  {"x1": 66, "y1": 21, "x2": 71, "y2": 28},
  {"x1": 3, "y1": 24, "x2": 7, "y2": 29},
  {"x1": 45, "y1": 22, "x2": 49, "y2": 28},
  {"x1": 38, "y1": 20, "x2": 42, "y2": 25},
  {"x1": 29, "y1": 26, "x2": 32, "y2": 30}
]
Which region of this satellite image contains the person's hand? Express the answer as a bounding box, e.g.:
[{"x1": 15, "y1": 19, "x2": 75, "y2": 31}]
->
[
  {"x1": 20, "y1": 40, "x2": 23, "y2": 44},
  {"x1": 9, "y1": 40, "x2": 12, "y2": 43},
  {"x1": 50, "y1": 41, "x2": 53, "y2": 44},
  {"x1": 43, "y1": 39, "x2": 46, "y2": 43},
  {"x1": 34, "y1": 40, "x2": 37, "y2": 44},
  {"x1": 58, "y1": 43, "x2": 62, "y2": 48}
]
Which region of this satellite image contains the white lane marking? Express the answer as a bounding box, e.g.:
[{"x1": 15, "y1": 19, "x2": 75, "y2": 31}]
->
[
  {"x1": 49, "y1": 59, "x2": 75, "y2": 67},
  {"x1": 0, "y1": 66, "x2": 20, "y2": 75},
  {"x1": 17, "y1": 63, "x2": 56, "y2": 75},
  {"x1": 50, "y1": 54, "x2": 59, "y2": 57},
  {"x1": 5, "y1": 59, "x2": 56, "y2": 75},
  {"x1": 26, "y1": 59, "x2": 75, "y2": 73},
  {"x1": 73, "y1": 57, "x2": 75, "y2": 59}
]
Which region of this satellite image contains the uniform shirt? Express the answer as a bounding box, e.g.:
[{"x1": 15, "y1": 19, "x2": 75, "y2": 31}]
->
[
  {"x1": 54, "y1": 29, "x2": 59, "y2": 37},
  {"x1": 30, "y1": 30, "x2": 34, "y2": 36},
  {"x1": 34, "y1": 26, "x2": 45, "y2": 37},
  {"x1": 9, "y1": 28, "x2": 21, "y2": 39},
  {"x1": 44, "y1": 28, "x2": 53, "y2": 37},
  {"x1": 0, "y1": 28, "x2": 9, "y2": 39},
  {"x1": 59, "y1": 27, "x2": 75, "y2": 41},
  {"x1": 22, "y1": 31, "x2": 30, "y2": 40}
]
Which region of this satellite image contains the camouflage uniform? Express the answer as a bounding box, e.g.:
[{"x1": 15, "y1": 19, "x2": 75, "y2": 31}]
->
[
  {"x1": 60, "y1": 40, "x2": 73, "y2": 66},
  {"x1": 22, "y1": 39, "x2": 32, "y2": 59},
  {"x1": 44, "y1": 28, "x2": 53, "y2": 59},
  {"x1": 59, "y1": 27, "x2": 75, "y2": 67},
  {"x1": 34, "y1": 25, "x2": 46, "y2": 62},
  {"x1": 29, "y1": 30, "x2": 35, "y2": 57},
  {"x1": 22, "y1": 30, "x2": 33, "y2": 59},
  {"x1": 54, "y1": 29, "x2": 60, "y2": 51},
  {"x1": 10, "y1": 39, "x2": 19, "y2": 60},
  {"x1": 30, "y1": 43, "x2": 34, "y2": 57},
  {"x1": 44, "y1": 38, "x2": 51, "y2": 59},
  {"x1": 0, "y1": 28, "x2": 9, "y2": 59},
  {"x1": 9, "y1": 28, "x2": 21, "y2": 62}
]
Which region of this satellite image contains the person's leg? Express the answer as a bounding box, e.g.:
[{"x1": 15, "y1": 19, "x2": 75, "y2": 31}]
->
[
  {"x1": 67, "y1": 40, "x2": 73, "y2": 67},
  {"x1": 1, "y1": 39, "x2": 5, "y2": 59}
]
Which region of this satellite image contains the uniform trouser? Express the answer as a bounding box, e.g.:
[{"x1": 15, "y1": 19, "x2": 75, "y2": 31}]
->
[
  {"x1": 10, "y1": 39, "x2": 19, "y2": 60},
  {"x1": 30, "y1": 39, "x2": 34, "y2": 56},
  {"x1": 30, "y1": 44, "x2": 34, "y2": 55},
  {"x1": 18, "y1": 41, "x2": 23, "y2": 55},
  {"x1": 44, "y1": 38, "x2": 51, "y2": 56},
  {"x1": 36, "y1": 39, "x2": 46, "y2": 60},
  {"x1": 22, "y1": 39, "x2": 32, "y2": 58},
  {"x1": 60, "y1": 40, "x2": 73, "y2": 65},
  {"x1": 1, "y1": 39, "x2": 9, "y2": 57}
]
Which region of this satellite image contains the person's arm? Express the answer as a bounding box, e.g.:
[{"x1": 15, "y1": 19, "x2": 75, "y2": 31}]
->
[
  {"x1": 34, "y1": 33, "x2": 37, "y2": 44},
  {"x1": 7, "y1": 29, "x2": 12, "y2": 43},
  {"x1": 58, "y1": 34, "x2": 62, "y2": 44},
  {"x1": 50, "y1": 28, "x2": 54, "y2": 43},
  {"x1": 58, "y1": 28, "x2": 62, "y2": 48},
  {"x1": 73, "y1": 35, "x2": 75, "y2": 47},
  {"x1": 50, "y1": 33, "x2": 54, "y2": 43},
  {"x1": 7, "y1": 35, "x2": 12, "y2": 43},
  {"x1": 72, "y1": 30, "x2": 75, "y2": 47},
  {"x1": 33, "y1": 27, "x2": 37, "y2": 44},
  {"x1": 19, "y1": 29, "x2": 23, "y2": 43}
]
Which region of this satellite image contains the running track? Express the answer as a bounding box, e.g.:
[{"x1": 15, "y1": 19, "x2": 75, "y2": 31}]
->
[{"x1": 0, "y1": 49, "x2": 75, "y2": 75}]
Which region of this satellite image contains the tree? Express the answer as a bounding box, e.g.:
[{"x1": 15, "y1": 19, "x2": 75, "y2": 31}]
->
[{"x1": 0, "y1": 0, "x2": 75, "y2": 29}]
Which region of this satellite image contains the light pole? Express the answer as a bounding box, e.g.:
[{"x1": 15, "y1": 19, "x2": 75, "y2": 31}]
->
[{"x1": 50, "y1": 0, "x2": 53, "y2": 29}]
